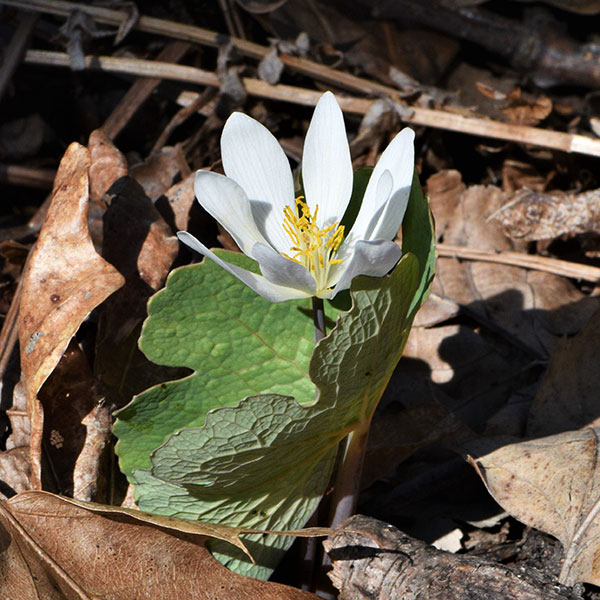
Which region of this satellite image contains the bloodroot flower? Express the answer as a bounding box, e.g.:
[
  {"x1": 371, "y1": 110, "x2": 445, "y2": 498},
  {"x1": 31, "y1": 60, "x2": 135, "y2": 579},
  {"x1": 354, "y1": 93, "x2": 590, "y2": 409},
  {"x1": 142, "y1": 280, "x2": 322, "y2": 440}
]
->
[{"x1": 178, "y1": 92, "x2": 415, "y2": 302}]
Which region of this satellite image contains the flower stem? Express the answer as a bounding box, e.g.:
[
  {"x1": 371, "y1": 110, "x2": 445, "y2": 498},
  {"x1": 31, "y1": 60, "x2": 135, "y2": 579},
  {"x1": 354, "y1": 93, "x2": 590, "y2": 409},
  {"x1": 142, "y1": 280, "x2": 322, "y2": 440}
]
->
[
  {"x1": 312, "y1": 297, "x2": 326, "y2": 343},
  {"x1": 327, "y1": 421, "x2": 371, "y2": 527}
]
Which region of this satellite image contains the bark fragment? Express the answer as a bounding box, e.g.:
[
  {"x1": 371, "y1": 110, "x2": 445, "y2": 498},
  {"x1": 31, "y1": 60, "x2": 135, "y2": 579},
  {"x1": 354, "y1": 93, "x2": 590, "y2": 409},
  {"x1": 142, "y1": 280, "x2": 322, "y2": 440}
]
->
[{"x1": 324, "y1": 515, "x2": 582, "y2": 600}]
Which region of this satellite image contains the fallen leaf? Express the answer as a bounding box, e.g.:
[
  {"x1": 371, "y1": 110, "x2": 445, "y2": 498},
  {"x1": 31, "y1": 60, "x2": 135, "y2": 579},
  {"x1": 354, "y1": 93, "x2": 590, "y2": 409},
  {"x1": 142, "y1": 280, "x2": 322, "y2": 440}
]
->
[
  {"x1": 130, "y1": 146, "x2": 190, "y2": 201},
  {"x1": 0, "y1": 447, "x2": 30, "y2": 499},
  {"x1": 5, "y1": 381, "x2": 29, "y2": 451},
  {"x1": 363, "y1": 400, "x2": 474, "y2": 487},
  {"x1": 492, "y1": 187, "x2": 600, "y2": 241},
  {"x1": 1, "y1": 490, "x2": 319, "y2": 599},
  {"x1": 87, "y1": 129, "x2": 129, "y2": 249},
  {"x1": 88, "y1": 129, "x2": 128, "y2": 205},
  {"x1": 502, "y1": 88, "x2": 552, "y2": 126},
  {"x1": 18, "y1": 143, "x2": 125, "y2": 488},
  {"x1": 501, "y1": 160, "x2": 551, "y2": 194},
  {"x1": 431, "y1": 182, "x2": 598, "y2": 357},
  {"x1": 94, "y1": 175, "x2": 188, "y2": 409},
  {"x1": 467, "y1": 428, "x2": 600, "y2": 586},
  {"x1": 37, "y1": 340, "x2": 105, "y2": 499},
  {"x1": 157, "y1": 171, "x2": 196, "y2": 231}
]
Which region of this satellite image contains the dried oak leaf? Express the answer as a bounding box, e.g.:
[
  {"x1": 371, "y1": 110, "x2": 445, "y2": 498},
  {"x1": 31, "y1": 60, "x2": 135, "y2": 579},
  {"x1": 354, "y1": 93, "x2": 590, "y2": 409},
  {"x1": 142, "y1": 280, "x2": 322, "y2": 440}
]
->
[
  {"x1": 88, "y1": 129, "x2": 128, "y2": 205},
  {"x1": 502, "y1": 88, "x2": 552, "y2": 126},
  {"x1": 158, "y1": 171, "x2": 196, "y2": 232},
  {"x1": 431, "y1": 181, "x2": 598, "y2": 357},
  {"x1": 130, "y1": 146, "x2": 190, "y2": 201},
  {"x1": 0, "y1": 447, "x2": 30, "y2": 500},
  {"x1": 18, "y1": 143, "x2": 125, "y2": 489},
  {"x1": 493, "y1": 188, "x2": 600, "y2": 241},
  {"x1": 37, "y1": 340, "x2": 106, "y2": 500},
  {"x1": 467, "y1": 428, "x2": 600, "y2": 587},
  {"x1": 0, "y1": 491, "x2": 318, "y2": 599},
  {"x1": 95, "y1": 175, "x2": 181, "y2": 408}
]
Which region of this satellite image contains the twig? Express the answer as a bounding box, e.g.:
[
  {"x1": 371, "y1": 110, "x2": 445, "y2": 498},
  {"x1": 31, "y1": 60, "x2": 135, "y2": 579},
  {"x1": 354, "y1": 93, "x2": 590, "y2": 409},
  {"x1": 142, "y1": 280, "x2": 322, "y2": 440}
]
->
[
  {"x1": 101, "y1": 41, "x2": 191, "y2": 140},
  {"x1": 5, "y1": 0, "x2": 396, "y2": 96},
  {"x1": 0, "y1": 10, "x2": 38, "y2": 102},
  {"x1": 151, "y1": 87, "x2": 217, "y2": 153},
  {"x1": 437, "y1": 243, "x2": 600, "y2": 282},
  {"x1": 24, "y1": 50, "x2": 600, "y2": 158},
  {"x1": 0, "y1": 276, "x2": 23, "y2": 384},
  {"x1": 377, "y1": 0, "x2": 600, "y2": 89},
  {"x1": 0, "y1": 164, "x2": 55, "y2": 189}
]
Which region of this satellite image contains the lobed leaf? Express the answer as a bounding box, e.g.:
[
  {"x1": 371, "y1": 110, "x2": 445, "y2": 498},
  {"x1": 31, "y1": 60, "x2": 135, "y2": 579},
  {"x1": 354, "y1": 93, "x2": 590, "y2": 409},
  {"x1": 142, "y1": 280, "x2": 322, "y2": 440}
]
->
[{"x1": 115, "y1": 175, "x2": 434, "y2": 578}]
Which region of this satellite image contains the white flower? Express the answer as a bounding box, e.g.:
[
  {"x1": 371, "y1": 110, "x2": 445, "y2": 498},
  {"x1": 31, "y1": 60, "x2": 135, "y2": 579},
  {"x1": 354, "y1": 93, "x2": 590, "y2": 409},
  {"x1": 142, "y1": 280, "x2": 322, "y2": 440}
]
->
[{"x1": 178, "y1": 92, "x2": 415, "y2": 302}]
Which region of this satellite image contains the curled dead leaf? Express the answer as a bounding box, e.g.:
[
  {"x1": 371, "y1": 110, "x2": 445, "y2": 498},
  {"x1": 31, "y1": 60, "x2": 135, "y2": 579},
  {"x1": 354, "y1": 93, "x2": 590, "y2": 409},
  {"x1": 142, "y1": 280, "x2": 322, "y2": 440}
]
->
[
  {"x1": 1, "y1": 491, "x2": 320, "y2": 599},
  {"x1": 18, "y1": 142, "x2": 125, "y2": 488},
  {"x1": 493, "y1": 188, "x2": 600, "y2": 241},
  {"x1": 466, "y1": 428, "x2": 600, "y2": 586}
]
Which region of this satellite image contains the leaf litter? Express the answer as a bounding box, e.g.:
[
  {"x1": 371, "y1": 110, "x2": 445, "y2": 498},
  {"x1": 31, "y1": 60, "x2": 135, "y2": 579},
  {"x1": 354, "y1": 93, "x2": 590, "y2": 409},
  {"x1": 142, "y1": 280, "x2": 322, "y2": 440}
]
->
[{"x1": 4, "y1": 0, "x2": 600, "y2": 597}]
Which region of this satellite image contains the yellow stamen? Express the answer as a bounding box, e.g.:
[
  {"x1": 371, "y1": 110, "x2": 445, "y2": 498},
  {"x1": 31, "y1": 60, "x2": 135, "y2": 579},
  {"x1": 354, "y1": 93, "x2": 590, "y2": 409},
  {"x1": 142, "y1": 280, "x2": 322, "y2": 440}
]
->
[{"x1": 282, "y1": 195, "x2": 345, "y2": 295}]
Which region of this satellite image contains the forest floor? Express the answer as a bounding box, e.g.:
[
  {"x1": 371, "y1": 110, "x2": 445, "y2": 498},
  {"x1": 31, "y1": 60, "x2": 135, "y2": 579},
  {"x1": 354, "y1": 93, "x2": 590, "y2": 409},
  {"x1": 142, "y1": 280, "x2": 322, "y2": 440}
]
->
[{"x1": 2, "y1": 1, "x2": 600, "y2": 598}]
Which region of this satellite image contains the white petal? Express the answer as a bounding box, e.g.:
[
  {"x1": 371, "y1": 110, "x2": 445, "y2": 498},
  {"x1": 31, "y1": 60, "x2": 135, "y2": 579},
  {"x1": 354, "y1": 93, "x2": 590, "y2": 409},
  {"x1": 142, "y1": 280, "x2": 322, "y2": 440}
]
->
[
  {"x1": 349, "y1": 128, "x2": 414, "y2": 241},
  {"x1": 193, "y1": 170, "x2": 270, "y2": 257},
  {"x1": 330, "y1": 239, "x2": 402, "y2": 297},
  {"x1": 252, "y1": 243, "x2": 316, "y2": 294},
  {"x1": 177, "y1": 232, "x2": 311, "y2": 302},
  {"x1": 221, "y1": 112, "x2": 295, "y2": 254},
  {"x1": 302, "y1": 92, "x2": 353, "y2": 228}
]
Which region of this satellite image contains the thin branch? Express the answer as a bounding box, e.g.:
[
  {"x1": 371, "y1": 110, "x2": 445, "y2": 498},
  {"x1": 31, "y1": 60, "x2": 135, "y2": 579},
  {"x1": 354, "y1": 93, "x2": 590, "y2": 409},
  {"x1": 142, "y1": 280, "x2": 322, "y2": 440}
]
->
[
  {"x1": 101, "y1": 41, "x2": 191, "y2": 140},
  {"x1": 437, "y1": 243, "x2": 600, "y2": 282},
  {"x1": 0, "y1": 10, "x2": 38, "y2": 102},
  {"x1": 24, "y1": 49, "x2": 600, "y2": 158}
]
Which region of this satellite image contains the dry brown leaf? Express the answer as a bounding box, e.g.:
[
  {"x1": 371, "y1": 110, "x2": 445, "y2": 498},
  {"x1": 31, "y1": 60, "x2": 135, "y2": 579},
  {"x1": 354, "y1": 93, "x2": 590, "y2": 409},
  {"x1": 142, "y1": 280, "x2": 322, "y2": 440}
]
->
[
  {"x1": 403, "y1": 324, "x2": 520, "y2": 429},
  {"x1": 95, "y1": 175, "x2": 181, "y2": 408},
  {"x1": 502, "y1": 88, "x2": 552, "y2": 126},
  {"x1": 88, "y1": 129, "x2": 128, "y2": 205},
  {"x1": 415, "y1": 170, "x2": 465, "y2": 328},
  {"x1": 501, "y1": 160, "x2": 551, "y2": 194},
  {"x1": 130, "y1": 146, "x2": 190, "y2": 201},
  {"x1": 528, "y1": 307, "x2": 600, "y2": 437},
  {"x1": 18, "y1": 143, "x2": 125, "y2": 489},
  {"x1": 493, "y1": 187, "x2": 600, "y2": 241},
  {"x1": 5, "y1": 381, "x2": 29, "y2": 451},
  {"x1": 0, "y1": 508, "x2": 67, "y2": 599},
  {"x1": 430, "y1": 181, "x2": 598, "y2": 357},
  {"x1": 37, "y1": 341, "x2": 106, "y2": 500},
  {"x1": 467, "y1": 428, "x2": 600, "y2": 586},
  {"x1": 159, "y1": 171, "x2": 196, "y2": 231},
  {"x1": 0, "y1": 447, "x2": 30, "y2": 500},
  {"x1": 87, "y1": 129, "x2": 130, "y2": 249},
  {"x1": 426, "y1": 170, "x2": 465, "y2": 239},
  {"x1": 1, "y1": 491, "x2": 319, "y2": 599}
]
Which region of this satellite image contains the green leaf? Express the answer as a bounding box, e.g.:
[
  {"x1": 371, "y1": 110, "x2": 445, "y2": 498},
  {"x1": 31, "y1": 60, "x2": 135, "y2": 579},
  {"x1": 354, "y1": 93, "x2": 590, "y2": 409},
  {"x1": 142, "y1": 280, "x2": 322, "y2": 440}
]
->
[
  {"x1": 117, "y1": 174, "x2": 435, "y2": 579},
  {"x1": 113, "y1": 251, "x2": 323, "y2": 480},
  {"x1": 402, "y1": 171, "x2": 436, "y2": 318},
  {"x1": 133, "y1": 252, "x2": 422, "y2": 578},
  {"x1": 340, "y1": 167, "x2": 373, "y2": 234}
]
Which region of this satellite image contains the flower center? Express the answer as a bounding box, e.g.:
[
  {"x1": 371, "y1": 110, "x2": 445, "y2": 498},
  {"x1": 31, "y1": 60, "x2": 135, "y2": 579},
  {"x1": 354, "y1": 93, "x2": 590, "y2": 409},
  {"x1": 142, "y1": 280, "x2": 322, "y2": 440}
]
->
[{"x1": 282, "y1": 196, "x2": 345, "y2": 293}]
